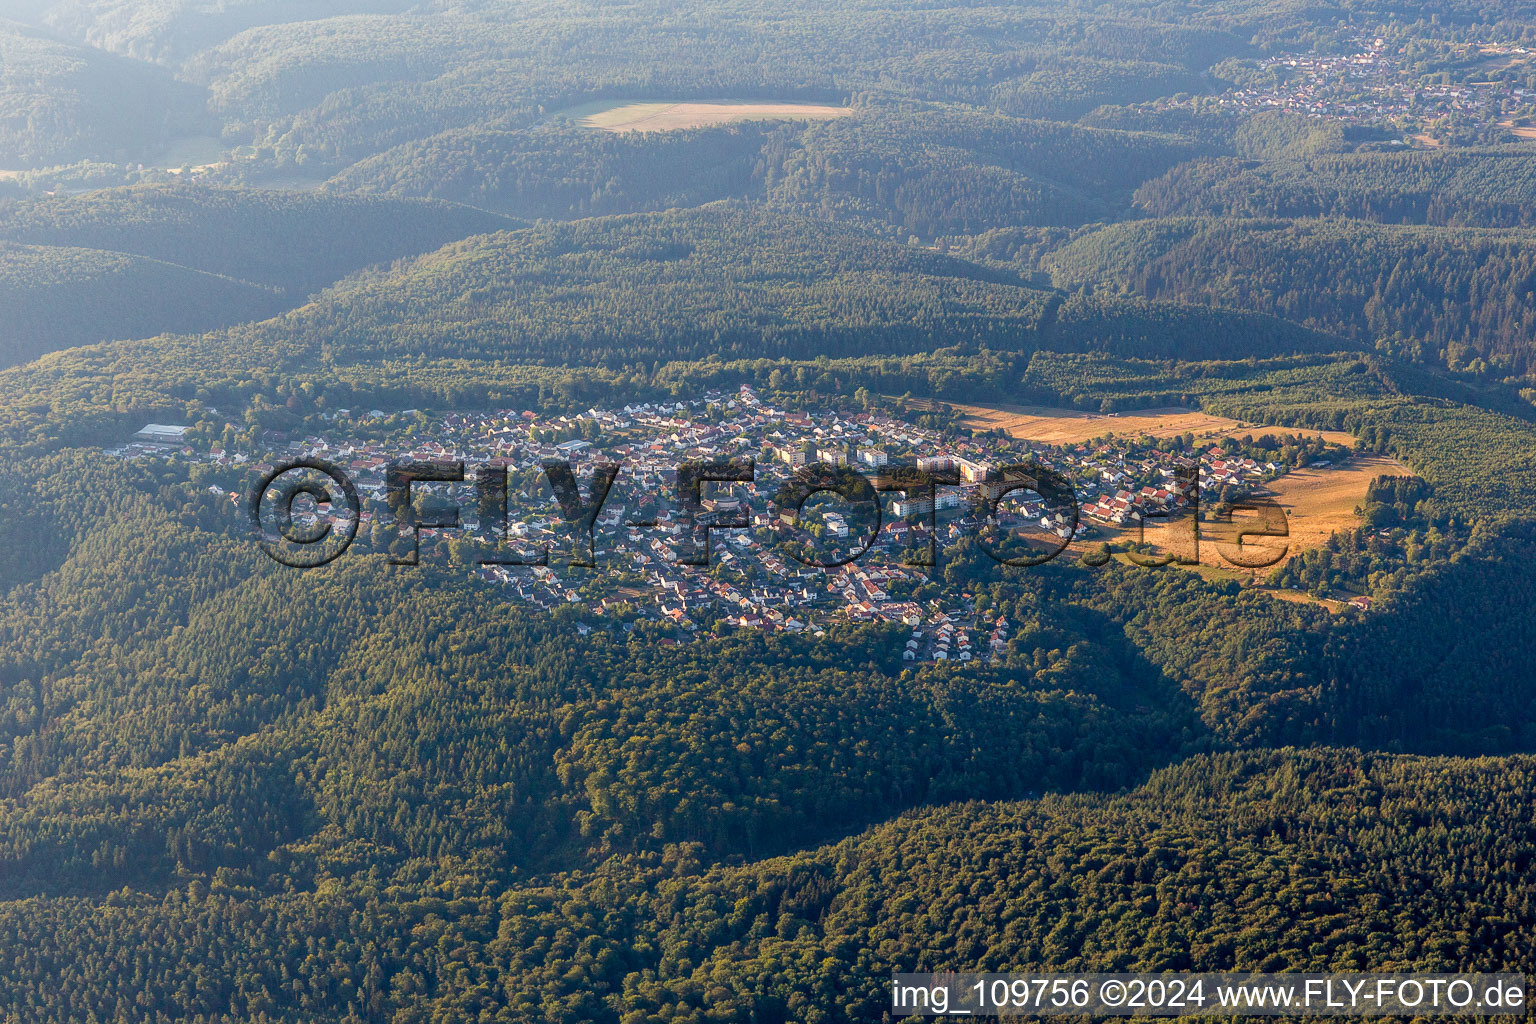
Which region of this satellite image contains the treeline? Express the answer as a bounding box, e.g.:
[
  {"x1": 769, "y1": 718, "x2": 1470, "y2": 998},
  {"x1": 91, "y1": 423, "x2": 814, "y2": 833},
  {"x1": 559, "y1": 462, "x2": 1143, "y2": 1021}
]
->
[
  {"x1": 0, "y1": 183, "x2": 516, "y2": 294},
  {"x1": 1192, "y1": 380, "x2": 1536, "y2": 531},
  {"x1": 171, "y1": 2, "x2": 1241, "y2": 173},
  {"x1": 1268, "y1": 475, "x2": 1442, "y2": 600},
  {"x1": 1136, "y1": 148, "x2": 1536, "y2": 228},
  {"x1": 0, "y1": 21, "x2": 209, "y2": 168},
  {"x1": 329, "y1": 105, "x2": 1203, "y2": 234},
  {"x1": 0, "y1": 240, "x2": 276, "y2": 369},
  {"x1": 329, "y1": 121, "x2": 776, "y2": 219},
  {"x1": 0, "y1": 749, "x2": 1532, "y2": 1021},
  {"x1": 1019, "y1": 350, "x2": 1388, "y2": 415},
  {"x1": 1048, "y1": 216, "x2": 1536, "y2": 373}
]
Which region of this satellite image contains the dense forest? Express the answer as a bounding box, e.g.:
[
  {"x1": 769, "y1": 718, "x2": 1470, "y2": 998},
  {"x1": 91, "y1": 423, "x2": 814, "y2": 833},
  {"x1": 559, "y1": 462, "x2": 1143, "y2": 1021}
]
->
[
  {"x1": 0, "y1": 742, "x2": 1532, "y2": 1022},
  {"x1": 1048, "y1": 216, "x2": 1536, "y2": 372},
  {"x1": 328, "y1": 122, "x2": 780, "y2": 220},
  {"x1": 2, "y1": 0, "x2": 1249, "y2": 178},
  {"x1": 0, "y1": 239, "x2": 274, "y2": 368},
  {"x1": 0, "y1": 184, "x2": 514, "y2": 365},
  {"x1": 327, "y1": 104, "x2": 1206, "y2": 233},
  {"x1": 15, "y1": 0, "x2": 418, "y2": 63},
  {"x1": 0, "y1": 205, "x2": 1369, "y2": 458},
  {"x1": 1135, "y1": 148, "x2": 1536, "y2": 227},
  {"x1": 0, "y1": 19, "x2": 208, "y2": 167},
  {"x1": 0, "y1": 184, "x2": 515, "y2": 292},
  {"x1": 762, "y1": 108, "x2": 1204, "y2": 235}
]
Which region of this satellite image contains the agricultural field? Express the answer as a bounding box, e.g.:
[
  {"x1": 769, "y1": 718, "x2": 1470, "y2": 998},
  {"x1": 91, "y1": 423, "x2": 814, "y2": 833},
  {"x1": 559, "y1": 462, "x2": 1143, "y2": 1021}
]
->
[
  {"x1": 1496, "y1": 118, "x2": 1536, "y2": 140},
  {"x1": 579, "y1": 100, "x2": 852, "y2": 132},
  {"x1": 1267, "y1": 587, "x2": 1350, "y2": 612},
  {"x1": 1113, "y1": 454, "x2": 1413, "y2": 574},
  {"x1": 1258, "y1": 454, "x2": 1412, "y2": 558},
  {"x1": 953, "y1": 400, "x2": 1357, "y2": 446}
]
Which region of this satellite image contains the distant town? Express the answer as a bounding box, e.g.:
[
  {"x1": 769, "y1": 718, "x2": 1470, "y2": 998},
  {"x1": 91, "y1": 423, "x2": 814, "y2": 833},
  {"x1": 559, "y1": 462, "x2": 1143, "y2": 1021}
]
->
[{"x1": 1211, "y1": 34, "x2": 1536, "y2": 144}]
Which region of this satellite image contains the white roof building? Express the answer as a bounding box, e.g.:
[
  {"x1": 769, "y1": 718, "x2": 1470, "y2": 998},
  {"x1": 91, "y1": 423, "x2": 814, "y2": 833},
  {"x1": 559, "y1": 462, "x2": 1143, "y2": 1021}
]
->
[{"x1": 135, "y1": 424, "x2": 190, "y2": 443}]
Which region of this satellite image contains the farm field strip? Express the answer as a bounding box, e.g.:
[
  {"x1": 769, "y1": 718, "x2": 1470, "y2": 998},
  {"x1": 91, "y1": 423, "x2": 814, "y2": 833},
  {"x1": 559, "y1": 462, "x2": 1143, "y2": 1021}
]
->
[
  {"x1": 1085, "y1": 454, "x2": 1413, "y2": 573},
  {"x1": 951, "y1": 401, "x2": 1358, "y2": 446},
  {"x1": 579, "y1": 100, "x2": 853, "y2": 132}
]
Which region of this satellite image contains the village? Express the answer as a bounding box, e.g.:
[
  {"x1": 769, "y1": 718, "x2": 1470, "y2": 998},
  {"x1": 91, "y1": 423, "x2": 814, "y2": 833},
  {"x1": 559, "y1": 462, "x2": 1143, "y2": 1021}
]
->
[
  {"x1": 110, "y1": 385, "x2": 1316, "y2": 663},
  {"x1": 1209, "y1": 34, "x2": 1536, "y2": 142}
]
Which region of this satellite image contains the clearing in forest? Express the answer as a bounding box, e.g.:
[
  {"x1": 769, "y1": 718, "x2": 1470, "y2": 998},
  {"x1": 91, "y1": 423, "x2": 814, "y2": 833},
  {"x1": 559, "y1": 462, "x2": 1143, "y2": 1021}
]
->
[
  {"x1": 579, "y1": 100, "x2": 852, "y2": 132},
  {"x1": 951, "y1": 401, "x2": 1358, "y2": 447},
  {"x1": 1105, "y1": 454, "x2": 1414, "y2": 573}
]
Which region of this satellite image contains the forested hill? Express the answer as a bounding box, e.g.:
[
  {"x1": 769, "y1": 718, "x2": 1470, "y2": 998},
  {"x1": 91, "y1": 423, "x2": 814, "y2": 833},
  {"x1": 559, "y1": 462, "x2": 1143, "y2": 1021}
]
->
[
  {"x1": 0, "y1": 747, "x2": 1530, "y2": 1021},
  {"x1": 274, "y1": 208, "x2": 1060, "y2": 366},
  {"x1": 17, "y1": 0, "x2": 418, "y2": 64},
  {"x1": 0, "y1": 240, "x2": 274, "y2": 369},
  {"x1": 0, "y1": 184, "x2": 517, "y2": 294},
  {"x1": 327, "y1": 106, "x2": 1205, "y2": 231},
  {"x1": 240, "y1": 206, "x2": 1363, "y2": 367},
  {"x1": 0, "y1": 19, "x2": 208, "y2": 167},
  {"x1": 764, "y1": 108, "x2": 1204, "y2": 234},
  {"x1": 0, "y1": 185, "x2": 516, "y2": 368},
  {"x1": 327, "y1": 121, "x2": 788, "y2": 222},
  {"x1": 177, "y1": 3, "x2": 1240, "y2": 172},
  {"x1": 1135, "y1": 148, "x2": 1536, "y2": 228},
  {"x1": 0, "y1": 205, "x2": 1356, "y2": 436},
  {"x1": 1047, "y1": 216, "x2": 1536, "y2": 373}
]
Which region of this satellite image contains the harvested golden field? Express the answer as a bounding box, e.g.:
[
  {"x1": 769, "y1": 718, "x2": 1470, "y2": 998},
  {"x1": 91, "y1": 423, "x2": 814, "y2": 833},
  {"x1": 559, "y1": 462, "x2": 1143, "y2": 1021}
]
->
[
  {"x1": 1266, "y1": 587, "x2": 1348, "y2": 613},
  {"x1": 951, "y1": 401, "x2": 1356, "y2": 446},
  {"x1": 1249, "y1": 454, "x2": 1411, "y2": 563},
  {"x1": 1496, "y1": 118, "x2": 1536, "y2": 140},
  {"x1": 953, "y1": 402, "x2": 1237, "y2": 443},
  {"x1": 1089, "y1": 454, "x2": 1413, "y2": 573},
  {"x1": 580, "y1": 100, "x2": 852, "y2": 133}
]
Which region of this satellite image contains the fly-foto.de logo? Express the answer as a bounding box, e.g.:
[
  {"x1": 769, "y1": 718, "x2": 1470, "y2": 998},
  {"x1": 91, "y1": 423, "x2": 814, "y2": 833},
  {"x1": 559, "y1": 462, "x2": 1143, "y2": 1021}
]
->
[{"x1": 250, "y1": 455, "x2": 1289, "y2": 572}]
